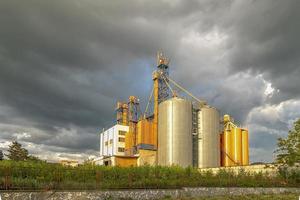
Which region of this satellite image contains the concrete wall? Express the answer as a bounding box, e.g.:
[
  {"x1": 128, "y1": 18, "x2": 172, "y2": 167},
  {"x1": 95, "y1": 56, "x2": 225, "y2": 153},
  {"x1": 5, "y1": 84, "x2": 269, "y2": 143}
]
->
[
  {"x1": 1, "y1": 187, "x2": 299, "y2": 200},
  {"x1": 199, "y1": 164, "x2": 278, "y2": 175}
]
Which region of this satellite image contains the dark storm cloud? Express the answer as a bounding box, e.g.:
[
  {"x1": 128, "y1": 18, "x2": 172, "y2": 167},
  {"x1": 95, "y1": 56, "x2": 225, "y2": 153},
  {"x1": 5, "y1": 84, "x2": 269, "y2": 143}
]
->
[
  {"x1": 0, "y1": 1, "x2": 153, "y2": 121},
  {"x1": 0, "y1": 0, "x2": 227, "y2": 148},
  {"x1": 0, "y1": 0, "x2": 187, "y2": 155},
  {"x1": 0, "y1": 0, "x2": 299, "y2": 162},
  {"x1": 223, "y1": 0, "x2": 300, "y2": 100}
]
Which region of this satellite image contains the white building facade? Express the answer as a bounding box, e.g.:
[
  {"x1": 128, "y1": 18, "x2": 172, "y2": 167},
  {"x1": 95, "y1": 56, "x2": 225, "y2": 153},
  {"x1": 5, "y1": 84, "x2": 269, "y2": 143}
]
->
[{"x1": 96, "y1": 124, "x2": 129, "y2": 165}]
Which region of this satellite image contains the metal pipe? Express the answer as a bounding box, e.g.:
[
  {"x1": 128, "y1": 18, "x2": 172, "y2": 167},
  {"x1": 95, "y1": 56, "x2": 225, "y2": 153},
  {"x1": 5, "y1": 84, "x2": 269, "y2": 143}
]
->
[
  {"x1": 163, "y1": 75, "x2": 206, "y2": 107},
  {"x1": 153, "y1": 73, "x2": 159, "y2": 149},
  {"x1": 161, "y1": 74, "x2": 176, "y2": 97},
  {"x1": 144, "y1": 86, "x2": 154, "y2": 118}
]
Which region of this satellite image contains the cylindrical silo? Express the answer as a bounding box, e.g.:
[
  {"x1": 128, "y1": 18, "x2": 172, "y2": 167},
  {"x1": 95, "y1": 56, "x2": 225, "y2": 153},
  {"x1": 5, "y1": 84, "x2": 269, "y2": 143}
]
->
[
  {"x1": 241, "y1": 129, "x2": 249, "y2": 165},
  {"x1": 220, "y1": 132, "x2": 224, "y2": 166},
  {"x1": 158, "y1": 97, "x2": 193, "y2": 167},
  {"x1": 223, "y1": 128, "x2": 233, "y2": 166},
  {"x1": 231, "y1": 127, "x2": 242, "y2": 165},
  {"x1": 197, "y1": 106, "x2": 220, "y2": 168}
]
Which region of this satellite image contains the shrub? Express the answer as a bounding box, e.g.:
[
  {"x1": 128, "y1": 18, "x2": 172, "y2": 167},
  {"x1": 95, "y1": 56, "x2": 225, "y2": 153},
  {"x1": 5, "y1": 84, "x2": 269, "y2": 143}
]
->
[{"x1": 0, "y1": 160, "x2": 299, "y2": 190}]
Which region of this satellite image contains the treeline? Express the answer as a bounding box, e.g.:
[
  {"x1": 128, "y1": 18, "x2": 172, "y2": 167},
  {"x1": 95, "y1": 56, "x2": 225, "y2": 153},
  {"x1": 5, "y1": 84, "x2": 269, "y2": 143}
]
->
[
  {"x1": 0, "y1": 160, "x2": 299, "y2": 190},
  {"x1": 0, "y1": 141, "x2": 42, "y2": 162}
]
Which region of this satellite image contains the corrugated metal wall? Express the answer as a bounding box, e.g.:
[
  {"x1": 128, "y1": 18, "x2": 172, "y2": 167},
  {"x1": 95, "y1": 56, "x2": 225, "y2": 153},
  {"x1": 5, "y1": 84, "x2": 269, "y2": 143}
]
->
[
  {"x1": 158, "y1": 97, "x2": 193, "y2": 167},
  {"x1": 197, "y1": 107, "x2": 220, "y2": 168}
]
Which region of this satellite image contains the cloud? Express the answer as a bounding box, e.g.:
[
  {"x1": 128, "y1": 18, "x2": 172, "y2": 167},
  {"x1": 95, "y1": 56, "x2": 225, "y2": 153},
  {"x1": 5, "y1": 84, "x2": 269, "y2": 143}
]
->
[
  {"x1": 246, "y1": 99, "x2": 300, "y2": 162},
  {"x1": 0, "y1": 0, "x2": 299, "y2": 162},
  {"x1": 222, "y1": 0, "x2": 300, "y2": 100}
]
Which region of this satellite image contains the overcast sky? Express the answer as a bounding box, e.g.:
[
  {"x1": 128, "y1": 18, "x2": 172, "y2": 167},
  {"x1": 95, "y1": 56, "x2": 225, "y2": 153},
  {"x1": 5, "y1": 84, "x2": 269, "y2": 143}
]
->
[{"x1": 0, "y1": 0, "x2": 299, "y2": 163}]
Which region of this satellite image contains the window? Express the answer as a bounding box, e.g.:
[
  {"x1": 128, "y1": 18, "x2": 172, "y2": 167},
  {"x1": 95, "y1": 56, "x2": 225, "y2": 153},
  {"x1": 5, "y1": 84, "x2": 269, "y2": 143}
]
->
[
  {"x1": 109, "y1": 139, "x2": 113, "y2": 144},
  {"x1": 118, "y1": 147, "x2": 125, "y2": 152},
  {"x1": 119, "y1": 130, "x2": 126, "y2": 136},
  {"x1": 118, "y1": 137, "x2": 125, "y2": 142},
  {"x1": 105, "y1": 141, "x2": 108, "y2": 146}
]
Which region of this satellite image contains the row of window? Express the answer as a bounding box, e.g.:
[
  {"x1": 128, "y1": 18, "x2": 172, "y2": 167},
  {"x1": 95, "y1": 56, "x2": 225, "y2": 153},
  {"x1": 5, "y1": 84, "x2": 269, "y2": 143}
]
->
[
  {"x1": 104, "y1": 139, "x2": 113, "y2": 146},
  {"x1": 103, "y1": 146, "x2": 125, "y2": 152},
  {"x1": 102, "y1": 147, "x2": 125, "y2": 152},
  {"x1": 103, "y1": 130, "x2": 127, "y2": 147},
  {"x1": 104, "y1": 137, "x2": 125, "y2": 146},
  {"x1": 119, "y1": 130, "x2": 127, "y2": 136}
]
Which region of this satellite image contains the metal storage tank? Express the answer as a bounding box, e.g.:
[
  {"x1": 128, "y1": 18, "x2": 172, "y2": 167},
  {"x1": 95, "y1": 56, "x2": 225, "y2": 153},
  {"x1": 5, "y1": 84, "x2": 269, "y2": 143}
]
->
[
  {"x1": 137, "y1": 119, "x2": 154, "y2": 148},
  {"x1": 222, "y1": 128, "x2": 233, "y2": 166},
  {"x1": 197, "y1": 106, "x2": 220, "y2": 168},
  {"x1": 220, "y1": 132, "x2": 224, "y2": 166},
  {"x1": 231, "y1": 127, "x2": 242, "y2": 165},
  {"x1": 158, "y1": 97, "x2": 193, "y2": 167},
  {"x1": 241, "y1": 129, "x2": 249, "y2": 165}
]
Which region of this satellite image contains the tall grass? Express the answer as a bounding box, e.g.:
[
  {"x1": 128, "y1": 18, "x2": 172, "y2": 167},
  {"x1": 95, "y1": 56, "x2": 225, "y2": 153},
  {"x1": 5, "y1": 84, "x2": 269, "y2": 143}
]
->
[{"x1": 0, "y1": 160, "x2": 299, "y2": 190}]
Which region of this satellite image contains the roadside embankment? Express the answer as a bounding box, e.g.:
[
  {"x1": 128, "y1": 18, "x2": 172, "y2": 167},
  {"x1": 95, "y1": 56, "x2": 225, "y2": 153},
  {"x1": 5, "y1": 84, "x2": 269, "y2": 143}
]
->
[{"x1": 1, "y1": 187, "x2": 300, "y2": 200}]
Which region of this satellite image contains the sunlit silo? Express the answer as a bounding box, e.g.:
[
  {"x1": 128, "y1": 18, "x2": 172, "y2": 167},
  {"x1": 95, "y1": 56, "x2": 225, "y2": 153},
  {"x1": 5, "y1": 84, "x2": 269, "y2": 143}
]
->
[{"x1": 158, "y1": 97, "x2": 193, "y2": 167}]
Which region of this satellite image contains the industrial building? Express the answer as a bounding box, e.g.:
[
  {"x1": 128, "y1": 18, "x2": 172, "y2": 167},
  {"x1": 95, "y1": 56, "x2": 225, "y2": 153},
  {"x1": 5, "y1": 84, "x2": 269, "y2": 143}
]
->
[{"x1": 97, "y1": 52, "x2": 249, "y2": 168}]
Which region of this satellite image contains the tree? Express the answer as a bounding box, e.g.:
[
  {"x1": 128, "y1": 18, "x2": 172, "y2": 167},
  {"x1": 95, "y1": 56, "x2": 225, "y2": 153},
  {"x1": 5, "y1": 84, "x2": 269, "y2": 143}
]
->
[
  {"x1": 0, "y1": 150, "x2": 3, "y2": 160},
  {"x1": 6, "y1": 141, "x2": 29, "y2": 161},
  {"x1": 275, "y1": 118, "x2": 300, "y2": 166}
]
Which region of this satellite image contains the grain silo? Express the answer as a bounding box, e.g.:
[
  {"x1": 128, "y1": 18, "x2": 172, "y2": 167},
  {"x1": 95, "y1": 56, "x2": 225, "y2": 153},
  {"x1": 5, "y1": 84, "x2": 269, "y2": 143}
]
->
[
  {"x1": 158, "y1": 97, "x2": 193, "y2": 167},
  {"x1": 221, "y1": 115, "x2": 249, "y2": 167},
  {"x1": 241, "y1": 129, "x2": 249, "y2": 165},
  {"x1": 197, "y1": 106, "x2": 220, "y2": 168},
  {"x1": 232, "y1": 127, "x2": 242, "y2": 165}
]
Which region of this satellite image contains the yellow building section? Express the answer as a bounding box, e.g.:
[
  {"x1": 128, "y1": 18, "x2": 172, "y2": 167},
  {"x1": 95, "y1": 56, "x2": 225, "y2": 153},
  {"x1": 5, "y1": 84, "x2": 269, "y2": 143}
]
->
[
  {"x1": 137, "y1": 119, "x2": 154, "y2": 146},
  {"x1": 114, "y1": 156, "x2": 137, "y2": 167},
  {"x1": 221, "y1": 115, "x2": 249, "y2": 167},
  {"x1": 152, "y1": 71, "x2": 159, "y2": 149},
  {"x1": 122, "y1": 103, "x2": 128, "y2": 125},
  {"x1": 222, "y1": 129, "x2": 234, "y2": 166},
  {"x1": 137, "y1": 149, "x2": 156, "y2": 166},
  {"x1": 220, "y1": 132, "x2": 223, "y2": 166},
  {"x1": 241, "y1": 129, "x2": 249, "y2": 165},
  {"x1": 125, "y1": 129, "x2": 135, "y2": 154},
  {"x1": 231, "y1": 127, "x2": 242, "y2": 165}
]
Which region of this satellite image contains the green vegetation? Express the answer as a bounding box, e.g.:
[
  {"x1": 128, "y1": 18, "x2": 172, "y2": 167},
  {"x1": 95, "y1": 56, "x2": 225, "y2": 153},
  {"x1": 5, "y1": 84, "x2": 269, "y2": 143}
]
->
[
  {"x1": 276, "y1": 118, "x2": 300, "y2": 166},
  {"x1": 0, "y1": 150, "x2": 3, "y2": 161},
  {"x1": 0, "y1": 160, "x2": 299, "y2": 190},
  {"x1": 6, "y1": 141, "x2": 29, "y2": 161},
  {"x1": 161, "y1": 193, "x2": 299, "y2": 200},
  {"x1": 5, "y1": 141, "x2": 42, "y2": 162}
]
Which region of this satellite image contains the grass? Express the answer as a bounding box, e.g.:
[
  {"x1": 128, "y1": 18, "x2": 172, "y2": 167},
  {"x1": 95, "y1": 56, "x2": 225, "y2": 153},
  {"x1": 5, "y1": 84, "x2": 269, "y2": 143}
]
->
[{"x1": 0, "y1": 160, "x2": 299, "y2": 190}]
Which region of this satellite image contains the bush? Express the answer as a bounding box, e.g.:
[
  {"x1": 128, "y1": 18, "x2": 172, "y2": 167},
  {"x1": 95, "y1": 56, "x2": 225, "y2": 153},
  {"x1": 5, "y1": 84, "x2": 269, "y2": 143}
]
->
[{"x1": 0, "y1": 160, "x2": 299, "y2": 190}]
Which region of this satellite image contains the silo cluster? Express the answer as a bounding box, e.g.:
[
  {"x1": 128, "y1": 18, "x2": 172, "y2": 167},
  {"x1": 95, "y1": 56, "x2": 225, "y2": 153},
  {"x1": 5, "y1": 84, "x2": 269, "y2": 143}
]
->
[
  {"x1": 157, "y1": 97, "x2": 221, "y2": 168},
  {"x1": 220, "y1": 115, "x2": 249, "y2": 166},
  {"x1": 157, "y1": 98, "x2": 249, "y2": 168}
]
